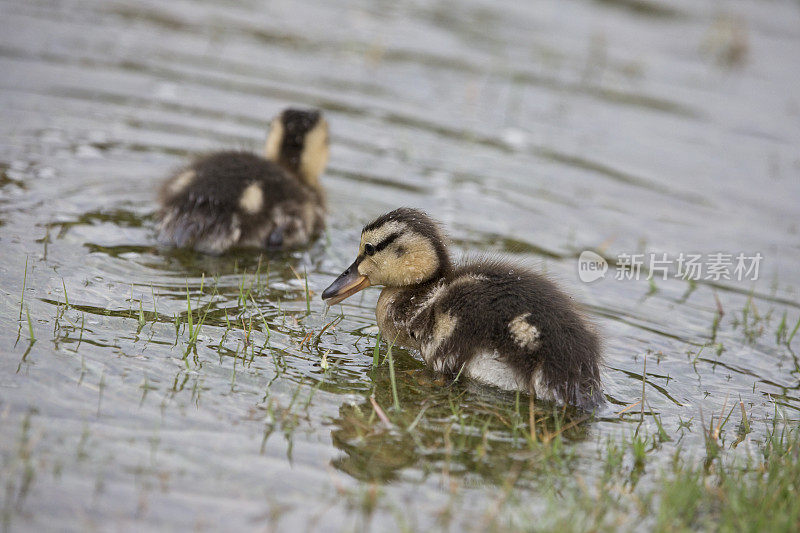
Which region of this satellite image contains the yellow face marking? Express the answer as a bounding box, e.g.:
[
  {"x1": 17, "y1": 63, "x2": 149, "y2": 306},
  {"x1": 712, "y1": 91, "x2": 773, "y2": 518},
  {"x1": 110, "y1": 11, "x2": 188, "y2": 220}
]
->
[
  {"x1": 357, "y1": 224, "x2": 439, "y2": 287},
  {"x1": 168, "y1": 170, "x2": 195, "y2": 195},
  {"x1": 263, "y1": 118, "x2": 284, "y2": 162},
  {"x1": 299, "y1": 118, "x2": 329, "y2": 187},
  {"x1": 239, "y1": 183, "x2": 264, "y2": 214}
]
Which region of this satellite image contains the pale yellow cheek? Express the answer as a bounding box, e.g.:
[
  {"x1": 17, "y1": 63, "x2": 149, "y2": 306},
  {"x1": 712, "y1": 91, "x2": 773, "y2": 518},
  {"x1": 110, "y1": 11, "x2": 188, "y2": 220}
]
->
[
  {"x1": 359, "y1": 256, "x2": 389, "y2": 283},
  {"x1": 400, "y1": 262, "x2": 422, "y2": 285},
  {"x1": 264, "y1": 119, "x2": 283, "y2": 161},
  {"x1": 400, "y1": 252, "x2": 437, "y2": 284},
  {"x1": 357, "y1": 261, "x2": 371, "y2": 278},
  {"x1": 300, "y1": 120, "x2": 329, "y2": 186},
  {"x1": 301, "y1": 141, "x2": 328, "y2": 184},
  {"x1": 359, "y1": 252, "x2": 437, "y2": 287},
  {"x1": 356, "y1": 226, "x2": 439, "y2": 287}
]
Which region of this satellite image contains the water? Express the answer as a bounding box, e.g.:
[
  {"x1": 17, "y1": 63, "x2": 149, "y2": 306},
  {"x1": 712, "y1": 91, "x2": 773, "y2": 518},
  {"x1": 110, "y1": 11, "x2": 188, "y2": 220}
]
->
[{"x1": 1, "y1": 0, "x2": 799, "y2": 530}]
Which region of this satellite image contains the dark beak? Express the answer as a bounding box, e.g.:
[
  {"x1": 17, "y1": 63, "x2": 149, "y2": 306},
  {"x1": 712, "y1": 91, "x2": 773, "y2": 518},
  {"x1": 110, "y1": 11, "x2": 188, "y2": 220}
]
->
[{"x1": 322, "y1": 259, "x2": 371, "y2": 305}]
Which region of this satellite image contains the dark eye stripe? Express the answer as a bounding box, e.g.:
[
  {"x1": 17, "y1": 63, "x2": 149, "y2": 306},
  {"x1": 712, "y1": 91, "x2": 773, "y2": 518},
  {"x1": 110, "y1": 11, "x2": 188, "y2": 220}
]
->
[{"x1": 374, "y1": 232, "x2": 401, "y2": 253}]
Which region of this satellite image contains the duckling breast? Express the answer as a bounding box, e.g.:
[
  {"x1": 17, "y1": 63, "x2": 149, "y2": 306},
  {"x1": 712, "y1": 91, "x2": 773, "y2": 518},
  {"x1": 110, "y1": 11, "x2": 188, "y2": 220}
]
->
[
  {"x1": 376, "y1": 287, "x2": 420, "y2": 350},
  {"x1": 464, "y1": 351, "x2": 524, "y2": 391}
]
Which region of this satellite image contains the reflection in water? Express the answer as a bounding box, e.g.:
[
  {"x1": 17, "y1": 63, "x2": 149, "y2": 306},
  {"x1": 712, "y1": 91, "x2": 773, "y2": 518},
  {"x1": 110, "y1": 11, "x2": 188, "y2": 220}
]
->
[
  {"x1": 329, "y1": 361, "x2": 592, "y2": 485},
  {"x1": 331, "y1": 401, "x2": 418, "y2": 482}
]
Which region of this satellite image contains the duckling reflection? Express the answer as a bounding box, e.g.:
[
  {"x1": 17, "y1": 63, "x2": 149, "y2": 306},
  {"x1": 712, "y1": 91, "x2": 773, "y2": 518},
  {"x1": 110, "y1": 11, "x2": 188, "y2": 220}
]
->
[
  {"x1": 328, "y1": 358, "x2": 592, "y2": 484},
  {"x1": 323, "y1": 208, "x2": 604, "y2": 410},
  {"x1": 157, "y1": 108, "x2": 329, "y2": 254},
  {"x1": 330, "y1": 401, "x2": 418, "y2": 482}
]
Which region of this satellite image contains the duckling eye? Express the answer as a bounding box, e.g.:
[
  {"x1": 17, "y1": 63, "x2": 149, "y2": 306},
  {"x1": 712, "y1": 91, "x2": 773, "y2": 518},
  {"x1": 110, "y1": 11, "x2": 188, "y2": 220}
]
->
[{"x1": 364, "y1": 243, "x2": 376, "y2": 256}]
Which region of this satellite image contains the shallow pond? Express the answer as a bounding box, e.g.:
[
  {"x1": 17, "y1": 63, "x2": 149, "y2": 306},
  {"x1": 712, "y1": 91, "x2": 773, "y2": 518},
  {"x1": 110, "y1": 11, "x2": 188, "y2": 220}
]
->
[{"x1": 1, "y1": 0, "x2": 799, "y2": 530}]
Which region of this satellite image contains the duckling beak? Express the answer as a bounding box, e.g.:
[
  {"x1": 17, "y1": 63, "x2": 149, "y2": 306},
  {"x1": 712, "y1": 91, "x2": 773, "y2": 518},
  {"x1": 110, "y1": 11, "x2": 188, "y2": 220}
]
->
[{"x1": 322, "y1": 260, "x2": 371, "y2": 305}]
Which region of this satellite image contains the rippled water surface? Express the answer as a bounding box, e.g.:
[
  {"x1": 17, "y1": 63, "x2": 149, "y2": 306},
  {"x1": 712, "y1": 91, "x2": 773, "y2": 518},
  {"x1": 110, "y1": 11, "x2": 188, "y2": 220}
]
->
[{"x1": 1, "y1": 0, "x2": 800, "y2": 530}]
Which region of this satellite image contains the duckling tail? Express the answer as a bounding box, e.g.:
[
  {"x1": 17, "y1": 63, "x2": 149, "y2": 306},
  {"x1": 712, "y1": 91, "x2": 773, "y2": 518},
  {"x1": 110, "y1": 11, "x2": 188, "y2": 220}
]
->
[{"x1": 157, "y1": 208, "x2": 241, "y2": 254}]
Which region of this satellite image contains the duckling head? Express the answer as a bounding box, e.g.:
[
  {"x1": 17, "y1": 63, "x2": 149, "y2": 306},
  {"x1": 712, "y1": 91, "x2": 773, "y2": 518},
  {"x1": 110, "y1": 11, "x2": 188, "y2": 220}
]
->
[
  {"x1": 264, "y1": 108, "x2": 329, "y2": 189},
  {"x1": 322, "y1": 208, "x2": 452, "y2": 305}
]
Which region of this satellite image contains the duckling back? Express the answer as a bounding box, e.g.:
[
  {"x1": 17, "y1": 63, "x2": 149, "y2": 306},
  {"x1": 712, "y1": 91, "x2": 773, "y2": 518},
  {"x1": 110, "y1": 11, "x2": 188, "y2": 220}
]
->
[
  {"x1": 157, "y1": 151, "x2": 324, "y2": 254},
  {"x1": 401, "y1": 260, "x2": 604, "y2": 410}
]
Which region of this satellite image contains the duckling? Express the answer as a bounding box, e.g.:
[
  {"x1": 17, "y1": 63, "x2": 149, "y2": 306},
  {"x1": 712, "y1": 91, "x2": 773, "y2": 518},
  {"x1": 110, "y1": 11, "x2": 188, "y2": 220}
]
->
[
  {"x1": 157, "y1": 108, "x2": 329, "y2": 253},
  {"x1": 322, "y1": 208, "x2": 604, "y2": 410}
]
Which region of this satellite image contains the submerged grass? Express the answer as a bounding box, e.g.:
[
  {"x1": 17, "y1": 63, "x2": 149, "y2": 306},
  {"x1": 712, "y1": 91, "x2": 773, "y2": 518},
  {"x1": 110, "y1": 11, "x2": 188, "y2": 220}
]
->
[
  {"x1": 24, "y1": 306, "x2": 34, "y2": 342},
  {"x1": 18, "y1": 256, "x2": 28, "y2": 325},
  {"x1": 788, "y1": 315, "x2": 800, "y2": 347},
  {"x1": 386, "y1": 340, "x2": 400, "y2": 411},
  {"x1": 654, "y1": 422, "x2": 800, "y2": 532},
  {"x1": 372, "y1": 331, "x2": 381, "y2": 367},
  {"x1": 304, "y1": 268, "x2": 311, "y2": 315},
  {"x1": 481, "y1": 418, "x2": 800, "y2": 532}
]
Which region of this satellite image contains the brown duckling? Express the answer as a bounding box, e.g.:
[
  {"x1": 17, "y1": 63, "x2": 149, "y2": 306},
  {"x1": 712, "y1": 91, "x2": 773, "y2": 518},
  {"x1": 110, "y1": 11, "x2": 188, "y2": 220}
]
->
[
  {"x1": 322, "y1": 208, "x2": 604, "y2": 410},
  {"x1": 157, "y1": 108, "x2": 329, "y2": 253}
]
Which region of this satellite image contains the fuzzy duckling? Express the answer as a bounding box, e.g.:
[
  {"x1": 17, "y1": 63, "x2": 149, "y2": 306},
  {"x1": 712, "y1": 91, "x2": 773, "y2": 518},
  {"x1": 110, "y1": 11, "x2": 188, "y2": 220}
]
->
[
  {"x1": 322, "y1": 208, "x2": 604, "y2": 410},
  {"x1": 157, "y1": 108, "x2": 329, "y2": 253}
]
